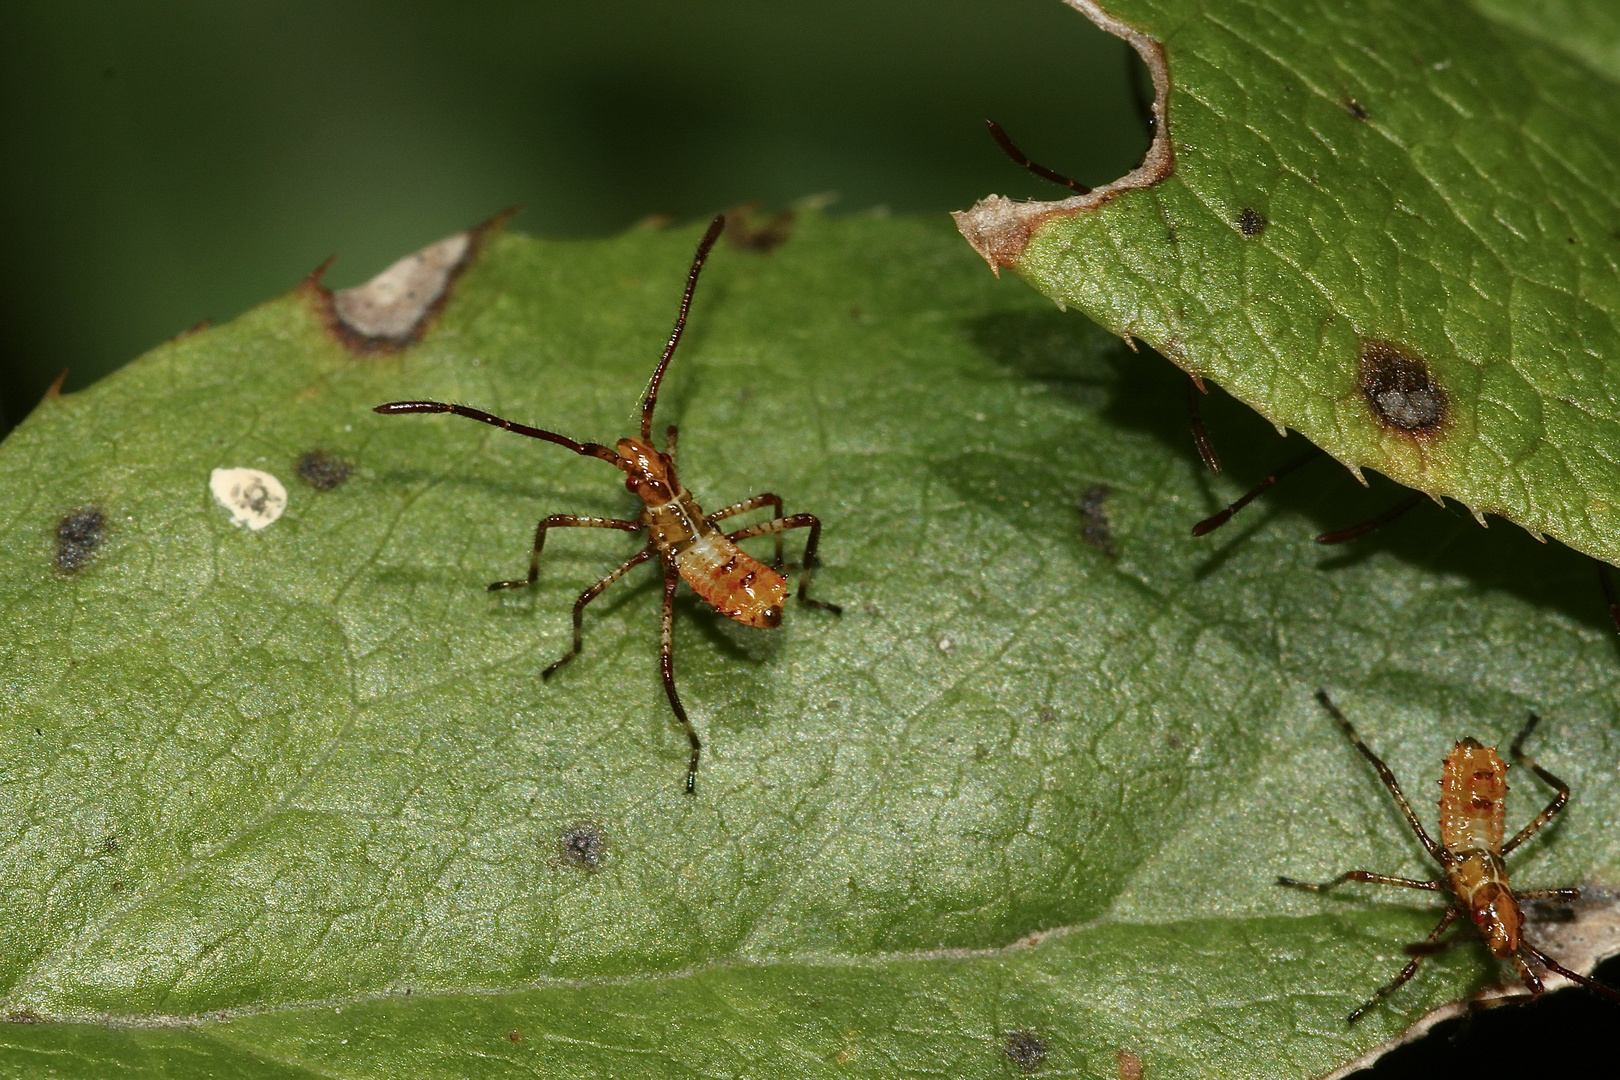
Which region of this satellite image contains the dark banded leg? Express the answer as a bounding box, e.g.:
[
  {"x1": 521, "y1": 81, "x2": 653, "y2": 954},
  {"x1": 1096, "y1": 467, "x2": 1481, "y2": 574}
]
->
[
  {"x1": 1315, "y1": 493, "x2": 1424, "y2": 546},
  {"x1": 984, "y1": 119, "x2": 1092, "y2": 194},
  {"x1": 1314, "y1": 690, "x2": 1448, "y2": 863},
  {"x1": 1512, "y1": 888, "x2": 1582, "y2": 901},
  {"x1": 542, "y1": 546, "x2": 656, "y2": 680},
  {"x1": 706, "y1": 492, "x2": 785, "y2": 567},
  {"x1": 1187, "y1": 373, "x2": 1221, "y2": 476},
  {"x1": 659, "y1": 561, "x2": 702, "y2": 795},
  {"x1": 725, "y1": 513, "x2": 841, "y2": 613},
  {"x1": 1503, "y1": 713, "x2": 1570, "y2": 856},
  {"x1": 1346, "y1": 907, "x2": 1460, "y2": 1023},
  {"x1": 1520, "y1": 941, "x2": 1620, "y2": 1002},
  {"x1": 1511, "y1": 952, "x2": 1547, "y2": 997},
  {"x1": 1277, "y1": 871, "x2": 1442, "y2": 893},
  {"x1": 1192, "y1": 448, "x2": 1324, "y2": 537},
  {"x1": 1600, "y1": 561, "x2": 1620, "y2": 634},
  {"x1": 488, "y1": 515, "x2": 644, "y2": 591}
]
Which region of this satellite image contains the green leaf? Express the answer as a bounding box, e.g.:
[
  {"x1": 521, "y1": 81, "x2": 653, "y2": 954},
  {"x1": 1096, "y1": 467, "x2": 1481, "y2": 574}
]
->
[
  {"x1": 2, "y1": 212, "x2": 1616, "y2": 1078},
  {"x1": 954, "y1": 0, "x2": 1620, "y2": 568}
]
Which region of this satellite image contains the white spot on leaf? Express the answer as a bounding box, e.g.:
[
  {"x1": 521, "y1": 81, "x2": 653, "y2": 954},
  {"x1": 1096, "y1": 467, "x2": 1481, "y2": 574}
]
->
[{"x1": 210, "y1": 468, "x2": 288, "y2": 530}]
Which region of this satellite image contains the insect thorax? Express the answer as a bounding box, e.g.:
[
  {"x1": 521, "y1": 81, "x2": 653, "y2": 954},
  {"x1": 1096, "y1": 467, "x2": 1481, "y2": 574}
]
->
[{"x1": 1446, "y1": 849, "x2": 1522, "y2": 957}]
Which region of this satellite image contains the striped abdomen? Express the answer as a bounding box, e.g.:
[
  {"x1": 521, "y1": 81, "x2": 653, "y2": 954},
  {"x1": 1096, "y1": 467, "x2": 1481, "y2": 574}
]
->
[
  {"x1": 1439, "y1": 738, "x2": 1521, "y2": 956},
  {"x1": 676, "y1": 532, "x2": 787, "y2": 628}
]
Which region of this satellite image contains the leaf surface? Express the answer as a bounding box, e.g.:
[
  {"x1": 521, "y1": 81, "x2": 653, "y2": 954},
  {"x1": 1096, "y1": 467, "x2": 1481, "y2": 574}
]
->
[
  {"x1": 955, "y1": 0, "x2": 1620, "y2": 567},
  {"x1": 1, "y1": 213, "x2": 1617, "y2": 1078}
]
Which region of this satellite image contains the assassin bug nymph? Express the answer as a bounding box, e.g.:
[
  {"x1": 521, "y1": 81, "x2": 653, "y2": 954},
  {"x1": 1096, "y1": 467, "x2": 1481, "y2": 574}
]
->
[
  {"x1": 375, "y1": 215, "x2": 840, "y2": 794},
  {"x1": 1280, "y1": 690, "x2": 1620, "y2": 1022}
]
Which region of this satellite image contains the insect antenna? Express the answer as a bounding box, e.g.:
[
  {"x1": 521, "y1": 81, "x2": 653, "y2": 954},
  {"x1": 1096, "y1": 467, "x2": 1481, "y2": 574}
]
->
[
  {"x1": 1191, "y1": 447, "x2": 1324, "y2": 536},
  {"x1": 371, "y1": 401, "x2": 620, "y2": 465},
  {"x1": 984, "y1": 119, "x2": 1093, "y2": 195},
  {"x1": 1315, "y1": 493, "x2": 1424, "y2": 545},
  {"x1": 641, "y1": 214, "x2": 727, "y2": 444}
]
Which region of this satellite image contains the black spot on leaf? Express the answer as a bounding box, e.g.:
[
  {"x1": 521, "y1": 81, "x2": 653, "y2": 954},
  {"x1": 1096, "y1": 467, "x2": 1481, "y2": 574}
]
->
[
  {"x1": 1360, "y1": 340, "x2": 1446, "y2": 433},
  {"x1": 55, "y1": 508, "x2": 105, "y2": 571},
  {"x1": 559, "y1": 822, "x2": 606, "y2": 872},
  {"x1": 1237, "y1": 207, "x2": 1267, "y2": 237},
  {"x1": 296, "y1": 450, "x2": 353, "y2": 491},
  {"x1": 1343, "y1": 98, "x2": 1369, "y2": 120},
  {"x1": 1004, "y1": 1030, "x2": 1047, "y2": 1071}
]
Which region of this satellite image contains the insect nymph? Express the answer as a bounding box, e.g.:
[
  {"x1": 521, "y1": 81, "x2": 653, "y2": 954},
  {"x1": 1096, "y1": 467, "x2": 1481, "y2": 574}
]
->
[
  {"x1": 1280, "y1": 690, "x2": 1620, "y2": 1021},
  {"x1": 375, "y1": 215, "x2": 840, "y2": 794}
]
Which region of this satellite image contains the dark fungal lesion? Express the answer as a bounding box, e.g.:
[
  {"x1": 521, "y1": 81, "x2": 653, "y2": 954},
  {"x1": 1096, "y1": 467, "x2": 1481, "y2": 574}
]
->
[
  {"x1": 296, "y1": 449, "x2": 353, "y2": 491},
  {"x1": 1237, "y1": 207, "x2": 1268, "y2": 237},
  {"x1": 55, "y1": 507, "x2": 105, "y2": 571},
  {"x1": 1003, "y1": 1030, "x2": 1047, "y2": 1072},
  {"x1": 558, "y1": 822, "x2": 607, "y2": 872},
  {"x1": 1359, "y1": 340, "x2": 1446, "y2": 434}
]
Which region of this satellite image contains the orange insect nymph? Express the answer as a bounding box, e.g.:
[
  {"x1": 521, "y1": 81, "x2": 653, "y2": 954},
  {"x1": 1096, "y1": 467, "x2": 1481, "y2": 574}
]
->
[
  {"x1": 1437, "y1": 738, "x2": 1521, "y2": 958},
  {"x1": 1279, "y1": 690, "x2": 1619, "y2": 1022},
  {"x1": 374, "y1": 216, "x2": 839, "y2": 793}
]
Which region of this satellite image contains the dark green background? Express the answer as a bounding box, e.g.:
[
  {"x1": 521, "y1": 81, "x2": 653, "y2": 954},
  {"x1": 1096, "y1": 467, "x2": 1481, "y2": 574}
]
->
[
  {"x1": 0, "y1": 1, "x2": 1613, "y2": 1073},
  {"x1": 0, "y1": 0, "x2": 1148, "y2": 433}
]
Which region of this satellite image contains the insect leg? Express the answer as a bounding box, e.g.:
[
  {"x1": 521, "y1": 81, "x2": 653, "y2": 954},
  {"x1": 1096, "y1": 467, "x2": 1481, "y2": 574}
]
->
[
  {"x1": 1191, "y1": 448, "x2": 1324, "y2": 537},
  {"x1": 1599, "y1": 561, "x2": 1620, "y2": 635},
  {"x1": 1511, "y1": 888, "x2": 1582, "y2": 901},
  {"x1": 1315, "y1": 493, "x2": 1424, "y2": 546},
  {"x1": 1345, "y1": 907, "x2": 1460, "y2": 1024},
  {"x1": 1277, "y1": 871, "x2": 1442, "y2": 892},
  {"x1": 1314, "y1": 690, "x2": 1449, "y2": 864},
  {"x1": 725, "y1": 513, "x2": 841, "y2": 613},
  {"x1": 983, "y1": 119, "x2": 1093, "y2": 194},
  {"x1": 1511, "y1": 952, "x2": 1546, "y2": 997},
  {"x1": 665, "y1": 424, "x2": 678, "y2": 467},
  {"x1": 542, "y1": 546, "x2": 657, "y2": 681},
  {"x1": 1186, "y1": 373, "x2": 1221, "y2": 476},
  {"x1": 1519, "y1": 941, "x2": 1620, "y2": 1002},
  {"x1": 706, "y1": 492, "x2": 784, "y2": 567},
  {"x1": 488, "y1": 516, "x2": 644, "y2": 592},
  {"x1": 659, "y1": 561, "x2": 702, "y2": 795},
  {"x1": 1502, "y1": 712, "x2": 1571, "y2": 856}
]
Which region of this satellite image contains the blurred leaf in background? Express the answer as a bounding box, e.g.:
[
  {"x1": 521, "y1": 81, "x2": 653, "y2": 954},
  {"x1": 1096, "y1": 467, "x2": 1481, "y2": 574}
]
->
[{"x1": 0, "y1": 0, "x2": 1148, "y2": 432}]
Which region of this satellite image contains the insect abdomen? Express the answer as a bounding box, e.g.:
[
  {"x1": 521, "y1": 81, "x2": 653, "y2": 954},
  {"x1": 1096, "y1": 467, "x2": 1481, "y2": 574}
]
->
[
  {"x1": 1437, "y1": 738, "x2": 1507, "y2": 854},
  {"x1": 678, "y1": 533, "x2": 787, "y2": 628}
]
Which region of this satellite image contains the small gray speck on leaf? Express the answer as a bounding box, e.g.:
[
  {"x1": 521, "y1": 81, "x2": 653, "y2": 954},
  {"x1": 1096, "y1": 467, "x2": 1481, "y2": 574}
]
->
[
  {"x1": 1004, "y1": 1030, "x2": 1047, "y2": 1071},
  {"x1": 559, "y1": 822, "x2": 607, "y2": 872},
  {"x1": 296, "y1": 449, "x2": 354, "y2": 491},
  {"x1": 1080, "y1": 486, "x2": 1116, "y2": 557},
  {"x1": 1237, "y1": 207, "x2": 1267, "y2": 237},
  {"x1": 56, "y1": 507, "x2": 105, "y2": 571}
]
